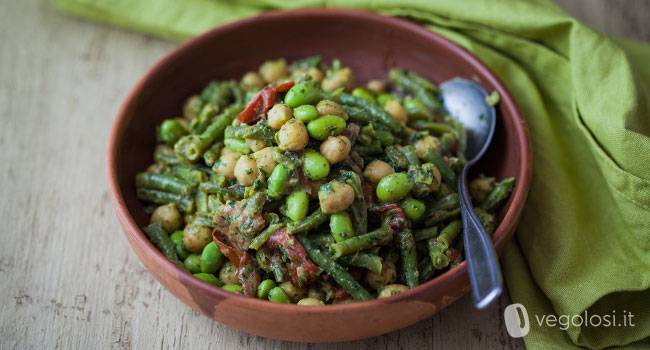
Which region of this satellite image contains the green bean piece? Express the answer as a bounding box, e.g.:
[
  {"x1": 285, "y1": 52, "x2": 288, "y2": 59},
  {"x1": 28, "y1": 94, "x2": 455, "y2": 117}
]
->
[
  {"x1": 136, "y1": 172, "x2": 194, "y2": 195},
  {"x1": 184, "y1": 254, "x2": 202, "y2": 274},
  {"x1": 409, "y1": 120, "x2": 456, "y2": 135},
  {"x1": 286, "y1": 208, "x2": 327, "y2": 235},
  {"x1": 190, "y1": 212, "x2": 214, "y2": 227},
  {"x1": 401, "y1": 145, "x2": 419, "y2": 166},
  {"x1": 303, "y1": 150, "x2": 330, "y2": 180},
  {"x1": 223, "y1": 284, "x2": 245, "y2": 294},
  {"x1": 198, "y1": 183, "x2": 245, "y2": 199},
  {"x1": 329, "y1": 212, "x2": 354, "y2": 243},
  {"x1": 177, "y1": 105, "x2": 242, "y2": 161},
  {"x1": 424, "y1": 208, "x2": 460, "y2": 226},
  {"x1": 296, "y1": 235, "x2": 373, "y2": 301},
  {"x1": 190, "y1": 104, "x2": 217, "y2": 135},
  {"x1": 398, "y1": 229, "x2": 419, "y2": 288},
  {"x1": 388, "y1": 69, "x2": 440, "y2": 111},
  {"x1": 306, "y1": 115, "x2": 346, "y2": 140},
  {"x1": 310, "y1": 233, "x2": 336, "y2": 249},
  {"x1": 437, "y1": 220, "x2": 462, "y2": 251},
  {"x1": 403, "y1": 98, "x2": 432, "y2": 121},
  {"x1": 136, "y1": 188, "x2": 194, "y2": 212},
  {"x1": 342, "y1": 105, "x2": 371, "y2": 124},
  {"x1": 328, "y1": 226, "x2": 393, "y2": 258},
  {"x1": 268, "y1": 287, "x2": 291, "y2": 303},
  {"x1": 351, "y1": 200, "x2": 368, "y2": 236},
  {"x1": 376, "y1": 173, "x2": 414, "y2": 203},
  {"x1": 485, "y1": 91, "x2": 501, "y2": 106},
  {"x1": 224, "y1": 138, "x2": 252, "y2": 155},
  {"x1": 413, "y1": 227, "x2": 438, "y2": 242},
  {"x1": 431, "y1": 193, "x2": 460, "y2": 211},
  {"x1": 160, "y1": 119, "x2": 188, "y2": 146},
  {"x1": 480, "y1": 177, "x2": 515, "y2": 212},
  {"x1": 292, "y1": 56, "x2": 321, "y2": 70},
  {"x1": 337, "y1": 253, "x2": 383, "y2": 274},
  {"x1": 474, "y1": 207, "x2": 496, "y2": 235},
  {"x1": 257, "y1": 279, "x2": 277, "y2": 299},
  {"x1": 401, "y1": 198, "x2": 426, "y2": 220},
  {"x1": 286, "y1": 191, "x2": 309, "y2": 222},
  {"x1": 267, "y1": 164, "x2": 289, "y2": 199},
  {"x1": 225, "y1": 122, "x2": 275, "y2": 143},
  {"x1": 203, "y1": 142, "x2": 224, "y2": 167},
  {"x1": 195, "y1": 189, "x2": 208, "y2": 213},
  {"x1": 351, "y1": 88, "x2": 375, "y2": 102},
  {"x1": 385, "y1": 146, "x2": 409, "y2": 170},
  {"x1": 154, "y1": 153, "x2": 182, "y2": 166},
  {"x1": 200, "y1": 81, "x2": 235, "y2": 110},
  {"x1": 200, "y1": 241, "x2": 224, "y2": 274},
  {"x1": 418, "y1": 257, "x2": 435, "y2": 283},
  {"x1": 422, "y1": 149, "x2": 456, "y2": 188},
  {"x1": 194, "y1": 273, "x2": 222, "y2": 287},
  {"x1": 440, "y1": 133, "x2": 455, "y2": 155},
  {"x1": 143, "y1": 223, "x2": 186, "y2": 270},
  {"x1": 339, "y1": 94, "x2": 401, "y2": 132},
  {"x1": 352, "y1": 140, "x2": 382, "y2": 157},
  {"x1": 427, "y1": 238, "x2": 450, "y2": 269},
  {"x1": 170, "y1": 230, "x2": 189, "y2": 260}
]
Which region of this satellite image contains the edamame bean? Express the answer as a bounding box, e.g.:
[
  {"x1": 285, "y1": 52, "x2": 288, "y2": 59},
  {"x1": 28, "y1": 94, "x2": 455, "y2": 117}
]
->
[
  {"x1": 284, "y1": 81, "x2": 321, "y2": 107},
  {"x1": 160, "y1": 119, "x2": 187, "y2": 146},
  {"x1": 376, "y1": 93, "x2": 395, "y2": 107},
  {"x1": 286, "y1": 191, "x2": 309, "y2": 222},
  {"x1": 200, "y1": 241, "x2": 224, "y2": 274},
  {"x1": 306, "y1": 115, "x2": 346, "y2": 140},
  {"x1": 330, "y1": 212, "x2": 354, "y2": 243},
  {"x1": 170, "y1": 230, "x2": 189, "y2": 260},
  {"x1": 375, "y1": 130, "x2": 394, "y2": 147},
  {"x1": 401, "y1": 198, "x2": 426, "y2": 220},
  {"x1": 194, "y1": 273, "x2": 222, "y2": 287},
  {"x1": 257, "y1": 279, "x2": 276, "y2": 299},
  {"x1": 403, "y1": 98, "x2": 431, "y2": 120},
  {"x1": 376, "y1": 173, "x2": 413, "y2": 202},
  {"x1": 293, "y1": 105, "x2": 319, "y2": 122},
  {"x1": 268, "y1": 287, "x2": 291, "y2": 303},
  {"x1": 184, "y1": 254, "x2": 201, "y2": 274},
  {"x1": 303, "y1": 150, "x2": 330, "y2": 180},
  {"x1": 222, "y1": 284, "x2": 245, "y2": 293},
  {"x1": 351, "y1": 88, "x2": 375, "y2": 102},
  {"x1": 267, "y1": 164, "x2": 289, "y2": 199},
  {"x1": 224, "y1": 138, "x2": 251, "y2": 154}
]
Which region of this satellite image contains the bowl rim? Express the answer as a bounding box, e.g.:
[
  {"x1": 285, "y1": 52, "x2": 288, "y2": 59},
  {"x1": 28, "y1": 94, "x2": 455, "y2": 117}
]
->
[{"x1": 106, "y1": 8, "x2": 532, "y2": 313}]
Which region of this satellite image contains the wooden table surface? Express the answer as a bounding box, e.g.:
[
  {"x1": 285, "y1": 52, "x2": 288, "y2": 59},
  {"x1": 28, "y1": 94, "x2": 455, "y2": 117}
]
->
[{"x1": 1, "y1": 1, "x2": 647, "y2": 349}]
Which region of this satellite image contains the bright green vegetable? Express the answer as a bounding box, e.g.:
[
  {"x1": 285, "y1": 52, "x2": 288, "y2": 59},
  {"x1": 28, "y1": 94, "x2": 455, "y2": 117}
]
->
[
  {"x1": 286, "y1": 208, "x2": 328, "y2": 235},
  {"x1": 136, "y1": 173, "x2": 194, "y2": 195},
  {"x1": 398, "y1": 229, "x2": 419, "y2": 288},
  {"x1": 268, "y1": 287, "x2": 291, "y2": 303},
  {"x1": 339, "y1": 93, "x2": 402, "y2": 132},
  {"x1": 375, "y1": 130, "x2": 395, "y2": 147},
  {"x1": 223, "y1": 284, "x2": 245, "y2": 293},
  {"x1": 249, "y1": 222, "x2": 285, "y2": 250},
  {"x1": 160, "y1": 119, "x2": 187, "y2": 145},
  {"x1": 403, "y1": 98, "x2": 431, "y2": 121},
  {"x1": 376, "y1": 173, "x2": 413, "y2": 203},
  {"x1": 303, "y1": 150, "x2": 330, "y2": 180},
  {"x1": 376, "y1": 93, "x2": 395, "y2": 107},
  {"x1": 200, "y1": 241, "x2": 224, "y2": 274},
  {"x1": 257, "y1": 279, "x2": 277, "y2": 299},
  {"x1": 176, "y1": 105, "x2": 242, "y2": 161},
  {"x1": 401, "y1": 198, "x2": 426, "y2": 220},
  {"x1": 143, "y1": 223, "x2": 186, "y2": 270},
  {"x1": 329, "y1": 212, "x2": 354, "y2": 243},
  {"x1": 267, "y1": 164, "x2": 289, "y2": 199},
  {"x1": 337, "y1": 253, "x2": 383, "y2": 274},
  {"x1": 184, "y1": 254, "x2": 202, "y2": 274},
  {"x1": 437, "y1": 220, "x2": 462, "y2": 250},
  {"x1": 286, "y1": 191, "x2": 309, "y2": 221},
  {"x1": 329, "y1": 226, "x2": 393, "y2": 258},
  {"x1": 480, "y1": 177, "x2": 515, "y2": 212},
  {"x1": 170, "y1": 230, "x2": 189, "y2": 260},
  {"x1": 194, "y1": 273, "x2": 222, "y2": 286},
  {"x1": 427, "y1": 238, "x2": 449, "y2": 270},
  {"x1": 306, "y1": 115, "x2": 346, "y2": 140},
  {"x1": 223, "y1": 138, "x2": 251, "y2": 154},
  {"x1": 413, "y1": 227, "x2": 438, "y2": 242},
  {"x1": 284, "y1": 80, "x2": 321, "y2": 107},
  {"x1": 351, "y1": 88, "x2": 375, "y2": 102},
  {"x1": 293, "y1": 104, "x2": 320, "y2": 122}
]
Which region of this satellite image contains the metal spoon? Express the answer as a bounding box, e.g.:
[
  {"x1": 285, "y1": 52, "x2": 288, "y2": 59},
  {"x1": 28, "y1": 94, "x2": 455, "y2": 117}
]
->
[{"x1": 439, "y1": 78, "x2": 502, "y2": 309}]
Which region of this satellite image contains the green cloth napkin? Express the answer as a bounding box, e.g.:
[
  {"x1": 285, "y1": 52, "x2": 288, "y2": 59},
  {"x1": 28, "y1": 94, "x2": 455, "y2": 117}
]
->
[{"x1": 54, "y1": 0, "x2": 650, "y2": 348}]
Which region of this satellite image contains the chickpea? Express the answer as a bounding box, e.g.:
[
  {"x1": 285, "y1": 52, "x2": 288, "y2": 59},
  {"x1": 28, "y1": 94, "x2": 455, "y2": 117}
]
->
[
  {"x1": 366, "y1": 79, "x2": 386, "y2": 93},
  {"x1": 234, "y1": 155, "x2": 259, "y2": 186},
  {"x1": 279, "y1": 281, "x2": 307, "y2": 303},
  {"x1": 267, "y1": 104, "x2": 293, "y2": 130},
  {"x1": 306, "y1": 67, "x2": 324, "y2": 82},
  {"x1": 259, "y1": 59, "x2": 289, "y2": 83},
  {"x1": 245, "y1": 138, "x2": 268, "y2": 152},
  {"x1": 252, "y1": 146, "x2": 277, "y2": 177},
  {"x1": 150, "y1": 203, "x2": 182, "y2": 233},
  {"x1": 378, "y1": 284, "x2": 409, "y2": 299},
  {"x1": 470, "y1": 176, "x2": 496, "y2": 203},
  {"x1": 276, "y1": 118, "x2": 309, "y2": 151},
  {"x1": 364, "y1": 262, "x2": 397, "y2": 290},
  {"x1": 219, "y1": 146, "x2": 238, "y2": 157},
  {"x1": 363, "y1": 160, "x2": 394, "y2": 184},
  {"x1": 318, "y1": 181, "x2": 355, "y2": 214},
  {"x1": 219, "y1": 262, "x2": 240, "y2": 285},
  {"x1": 182, "y1": 225, "x2": 212, "y2": 253},
  {"x1": 316, "y1": 100, "x2": 348, "y2": 120},
  {"x1": 213, "y1": 152, "x2": 241, "y2": 179},
  {"x1": 414, "y1": 135, "x2": 442, "y2": 159},
  {"x1": 297, "y1": 298, "x2": 325, "y2": 306},
  {"x1": 384, "y1": 100, "x2": 408, "y2": 123},
  {"x1": 240, "y1": 71, "x2": 265, "y2": 91},
  {"x1": 320, "y1": 136, "x2": 351, "y2": 164},
  {"x1": 321, "y1": 68, "x2": 354, "y2": 91}
]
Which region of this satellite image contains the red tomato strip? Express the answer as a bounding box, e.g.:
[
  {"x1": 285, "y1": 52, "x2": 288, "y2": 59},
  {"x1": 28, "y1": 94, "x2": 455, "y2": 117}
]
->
[{"x1": 237, "y1": 81, "x2": 294, "y2": 124}]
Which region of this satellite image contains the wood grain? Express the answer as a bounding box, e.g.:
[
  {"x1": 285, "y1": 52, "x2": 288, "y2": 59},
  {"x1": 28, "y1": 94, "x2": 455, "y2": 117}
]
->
[{"x1": 0, "y1": 0, "x2": 646, "y2": 348}]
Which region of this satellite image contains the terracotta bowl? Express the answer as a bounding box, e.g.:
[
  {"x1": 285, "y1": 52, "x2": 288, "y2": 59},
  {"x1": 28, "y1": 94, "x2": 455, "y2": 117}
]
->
[{"x1": 107, "y1": 8, "x2": 531, "y2": 342}]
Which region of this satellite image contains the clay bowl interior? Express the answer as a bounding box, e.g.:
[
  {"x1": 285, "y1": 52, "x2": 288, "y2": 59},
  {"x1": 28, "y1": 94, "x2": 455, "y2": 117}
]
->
[{"x1": 107, "y1": 9, "x2": 531, "y2": 342}]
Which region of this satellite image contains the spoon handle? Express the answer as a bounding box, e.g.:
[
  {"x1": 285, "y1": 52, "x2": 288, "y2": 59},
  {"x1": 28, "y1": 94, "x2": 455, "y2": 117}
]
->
[{"x1": 458, "y1": 167, "x2": 503, "y2": 309}]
